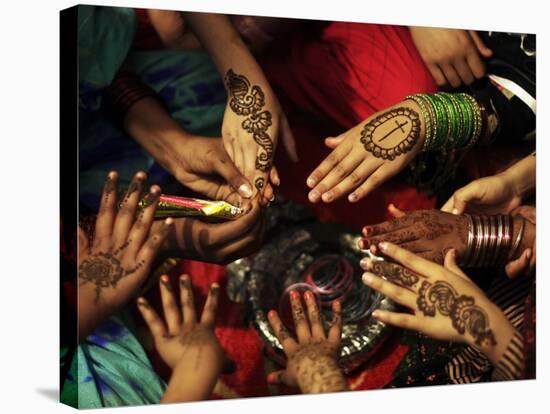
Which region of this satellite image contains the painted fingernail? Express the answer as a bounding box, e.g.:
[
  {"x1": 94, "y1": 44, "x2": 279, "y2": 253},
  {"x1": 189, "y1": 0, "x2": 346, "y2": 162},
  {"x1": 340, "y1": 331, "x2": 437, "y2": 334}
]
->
[
  {"x1": 165, "y1": 217, "x2": 174, "y2": 225},
  {"x1": 308, "y1": 190, "x2": 320, "y2": 202},
  {"x1": 362, "y1": 272, "x2": 374, "y2": 284},
  {"x1": 268, "y1": 310, "x2": 276, "y2": 319},
  {"x1": 307, "y1": 177, "x2": 317, "y2": 187},
  {"x1": 379, "y1": 242, "x2": 389, "y2": 251},
  {"x1": 290, "y1": 290, "x2": 299, "y2": 300},
  {"x1": 349, "y1": 193, "x2": 358, "y2": 202},
  {"x1": 362, "y1": 226, "x2": 370, "y2": 236},
  {"x1": 304, "y1": 290, "x2": 313, "y2": 300},
  {"x1": 239, "y1": 184, "x2": 253, "y2": 198},
  {"x1": 322, "y1": 191, "x2": 333, "y2": 202},
  {"x1": 452, "y1": 208, "x2": 459, "y2": 215},
  {"x1": 267, "y1": 373, "x2": 277, "y2": 384},
  {"x1": 360, "y1": 257, "x2": 372, "y2": 270}
]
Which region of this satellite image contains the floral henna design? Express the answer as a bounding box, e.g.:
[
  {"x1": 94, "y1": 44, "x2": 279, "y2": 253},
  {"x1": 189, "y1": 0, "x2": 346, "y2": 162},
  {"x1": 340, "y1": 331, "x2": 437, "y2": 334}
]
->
[
  {"x1": 417, "y1": 280, "x2": 496, "y2": 346},
  {"x1": 225, "y1": 69, "x2": 274, "y2": 189},
  {"x1": 78, "y1": 252, "x2": 135, "y2": 303}
]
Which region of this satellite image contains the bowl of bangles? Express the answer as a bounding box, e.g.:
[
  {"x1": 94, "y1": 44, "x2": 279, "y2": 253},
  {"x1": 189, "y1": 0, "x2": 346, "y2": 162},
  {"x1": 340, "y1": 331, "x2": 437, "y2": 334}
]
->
[{"x1": 226, "y1": 202, "x2": 396, "y2": 374}]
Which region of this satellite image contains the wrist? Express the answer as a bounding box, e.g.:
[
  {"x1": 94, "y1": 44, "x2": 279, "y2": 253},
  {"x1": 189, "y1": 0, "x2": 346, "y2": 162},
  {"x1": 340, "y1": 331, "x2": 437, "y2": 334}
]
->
[{"x1": 295, "y1": 354, "x2": 347, "y2": 394}]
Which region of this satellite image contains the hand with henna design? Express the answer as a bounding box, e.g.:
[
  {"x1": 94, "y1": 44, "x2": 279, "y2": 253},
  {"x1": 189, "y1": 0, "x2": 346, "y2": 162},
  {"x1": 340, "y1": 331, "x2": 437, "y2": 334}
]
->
[
  {"x1": 78, "y1": 171, "x2": 173, "y2": 341},
  {"x1": 137, "y1": 274, "x2": 229, "y2": 403},
  {"x1": 360, "y1": 209, "x2": 469, "y2": 265},
  {"x1": 306, "y1": 101, "x2": 425, "y2": 204},
  {"x1": 361, "y1": 243, "x2": 517, "y2": 366},
  {"x1": 266, "y1": 290, "x2": 347, "y2": 394}
]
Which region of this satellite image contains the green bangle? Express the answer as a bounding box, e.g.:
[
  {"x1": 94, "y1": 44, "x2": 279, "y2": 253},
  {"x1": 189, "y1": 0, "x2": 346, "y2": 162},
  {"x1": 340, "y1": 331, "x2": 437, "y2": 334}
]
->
[{"x1": 406, "y1": 94, "x2": 433, "y2": 152}]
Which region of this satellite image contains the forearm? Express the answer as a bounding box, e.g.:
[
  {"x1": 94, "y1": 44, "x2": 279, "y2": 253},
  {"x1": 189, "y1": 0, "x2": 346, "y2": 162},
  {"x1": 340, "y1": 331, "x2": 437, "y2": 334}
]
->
[{"x1": 183, "y1": 12, "x2": 269, "y2": 85}]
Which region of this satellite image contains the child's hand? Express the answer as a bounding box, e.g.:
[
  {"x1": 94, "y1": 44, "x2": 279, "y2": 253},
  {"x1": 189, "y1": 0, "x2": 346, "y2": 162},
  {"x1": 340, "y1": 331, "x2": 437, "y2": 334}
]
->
[
  {"x1": 306, "y1": 101, "x2": 425, "y2": 203},
  {"x1": 266, "y1": 290, "x2": 347, "y2": 394},
  {"x1": 137, "y1": 274, "x2": 225, "y2": 402},
  {"x1": 78, "y1": 171, "x2": 172, "y2": 340}
]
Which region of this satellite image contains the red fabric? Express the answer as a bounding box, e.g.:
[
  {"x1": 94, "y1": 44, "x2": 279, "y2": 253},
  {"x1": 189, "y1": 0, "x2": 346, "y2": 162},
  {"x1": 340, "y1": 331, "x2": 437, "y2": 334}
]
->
[{"x1": 262, "y1": 22, "x2": 438, "y2": 228}]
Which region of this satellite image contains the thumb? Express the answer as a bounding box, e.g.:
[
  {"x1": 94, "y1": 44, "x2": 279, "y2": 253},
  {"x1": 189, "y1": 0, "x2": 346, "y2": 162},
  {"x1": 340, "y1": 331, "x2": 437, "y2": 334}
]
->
[
  {"x1": 469, "y1": 31, "x2": 493, "y2": 58},
  {"x1": 266, "y1": 370, "x2": 295, "y2": 387},
  {"x1": 324, "y1": 135, "x2": 345, "y2": 149},
  {"x1": 448, "y1": 184, "x2": 482, "y2": 215},
  {"x1": 444, "y1": 249, "x2": 471, "y2": 280},
  {"x1": 505, "y1": 248, "x2": 531, "y2": 279},
  {"x1": 216, "y1": 155, "x2": 253, "y2": 199},
  {"x1": 388, "y1": 203, "x2": 406, "y2": 219}
]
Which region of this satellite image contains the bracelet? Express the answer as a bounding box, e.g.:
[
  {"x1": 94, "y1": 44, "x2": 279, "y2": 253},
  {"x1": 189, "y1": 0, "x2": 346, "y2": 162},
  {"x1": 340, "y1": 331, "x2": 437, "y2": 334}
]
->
[
  {"x1": 405, "y1": 92, "x2": 485, "y2": 153},
  {"x1": 508, "y1": 215, "x2": 526, "y2": 261},
  {"x1": 462, "y1": 214, "x2": 515, "y2": 268}
]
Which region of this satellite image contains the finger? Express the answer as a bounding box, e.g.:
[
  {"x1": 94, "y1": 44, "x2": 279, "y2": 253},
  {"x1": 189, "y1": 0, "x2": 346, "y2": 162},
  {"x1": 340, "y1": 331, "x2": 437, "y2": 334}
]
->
[
  {"x1": 362, "y1": 215, "x2": 413, "y2": 237},
  {"x1": 441, "y1": 63, "x2": 462, "y2": 88},
  {"x1": 200, "y1": 283, "x2": 221, "y2": 328},
  {"x1": 361, "y1": 258, "x2": 424, "y2": 291},
  {"x1": 263, "y1": 183, "x2": 274, "y2": 203},
  {"x1": 360, "y1": 230, "x2": 418, "y2": 250},
  {"x1": 270, "y1": 166, "x2": 280, "y2": 187},
  {"x1": 280, "y1": 113, "x2": 298, "y2": 162},
  {"x1": 449, "y1": 184, "x2": 483, "y2": 215},
  {"x1": 377, "y1": 242, "x2": 442, "y2": 278},
  {"x1": 179, "y1": 274, "x2": 197, "y2": 328},
  {"x1": 267, "y1": 370, "x2": 295, "y2": 387},
  {"x1": 324, "y1": 135, "x2": 345, "y2": 149},
  {"x1": 159, "y1": 275, "x2": 181, "y2": 335},
  {"x1": 215, "y1": 214, "x2": 265, "y2": 261},
  {"x1": 429, "y1": 64, "x2": 447, "y2": 87},
  {"x1": 267, "y1": 309, "x2": 299, "y2": 354},
  {"x1": 454, "y1": 58, "x2": 475, "y2": 85},
  {"x1": 465, "y1": 49, "x2": 487, "y2": 79},
  {"x1": 112, "y1": 171, "x2": 146, "y2": 249},
  {"x1": 290, "y1": 290, "x2": 311, "y2": 343},
  {"x1": 210, "y1": 198, "x2": 262, "y2": 245},
  {"x1": 327, "y1": 299, "x2": 343, "y2": 346},
  {"x1": 126, "y1": 185, "x2": 161, "y2": 258},
  {"x1": 388, "y1": 203, "x2": 406, "y2": 219},
  {"x1": 95, "y1": 171, "x2": 119, "y2": 243},
  {"x1": 348, "y1": 168, "x2": 393, "y2": 203},
  {"x1": 362, "y1": 272, "x2": 417, "y2": 309},
  {"x1": 469, "y1": 30, "x2": 493, "y2": 58},
  {"x1": 314, "y1": 153, "x2": 367, "y2": 203},
  {"x1": 440, "y1": 195, "x2": 457, "y2": 214},
  {"x1": 306, "y1": 143, "x2": 351, "y2": 191},
  {"x1": 215, "y1": 152, "x2": 253, "y2": 199},
  {"x1": 137, "y1": 297, "x2": 168, "y2": 339},
  {"x1": 304, "y1": 290, "x2": 325, "y2": 340},
  {"x1": 328, "y1": 160, "x2": 376, "y2": 203},
  {"x1": 136, "y1": 217, "x2": 173, "y2": 264},
  {"x1": 443, "y1": 249, "x2": 471, "y2": 280},
  {"x1": 243, "y1": 148, "x2": 257, "y2": 191},
  {"x1": 371, "y1": 309, "x2": 420, "y2": 331},
  {"x1": 505, "y1": 248, "x2": 532, "y2": 279}
]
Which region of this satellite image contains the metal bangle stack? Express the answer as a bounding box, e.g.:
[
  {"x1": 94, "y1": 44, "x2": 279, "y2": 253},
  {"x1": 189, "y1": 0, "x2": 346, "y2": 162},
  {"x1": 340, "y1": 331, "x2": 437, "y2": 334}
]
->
[{"x1": 461, "y1": 214, "x2": 525, "y2": 267}]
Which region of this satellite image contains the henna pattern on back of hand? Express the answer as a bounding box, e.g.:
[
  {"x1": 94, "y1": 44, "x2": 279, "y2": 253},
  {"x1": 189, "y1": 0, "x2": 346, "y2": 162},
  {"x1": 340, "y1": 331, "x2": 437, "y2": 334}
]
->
[
  {"x1": 360, "y1": 107, "x2": 420, "y2": 160},
  {"x1": 371, "y1": 261, "x2": 420, "y2": 289},
  {"x1": 225, "y1": 70, "x2": 274, "y2": 191},
  {"x1": 417, "y1": 280, "x2": 496, "y2": 346}
]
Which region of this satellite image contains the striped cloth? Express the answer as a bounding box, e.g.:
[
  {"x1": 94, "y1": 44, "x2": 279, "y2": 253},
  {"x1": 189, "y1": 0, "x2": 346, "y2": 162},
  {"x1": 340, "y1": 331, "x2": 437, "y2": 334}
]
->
[{"x1": 445, "y1": 272, "x2": 533, "y2": 383}]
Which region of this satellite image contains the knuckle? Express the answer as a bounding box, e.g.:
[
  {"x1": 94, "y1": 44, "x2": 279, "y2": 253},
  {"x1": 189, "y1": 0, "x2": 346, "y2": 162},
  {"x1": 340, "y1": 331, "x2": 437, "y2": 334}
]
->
[{"x1": 350, "y1": 171, "x2": 363, "y2": 185}]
